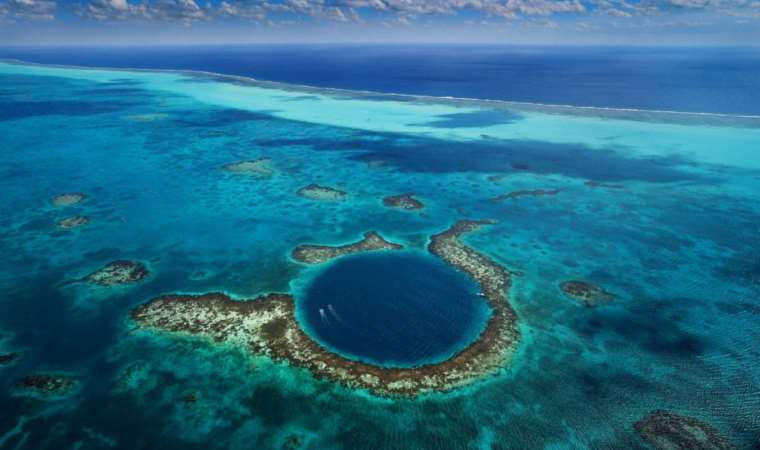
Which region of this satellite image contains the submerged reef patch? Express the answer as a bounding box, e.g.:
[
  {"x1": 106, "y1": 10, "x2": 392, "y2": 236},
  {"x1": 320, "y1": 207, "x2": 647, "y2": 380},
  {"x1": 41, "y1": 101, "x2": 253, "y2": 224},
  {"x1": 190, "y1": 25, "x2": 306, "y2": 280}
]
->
[
  {"x1": 560, "y1": 280, "x2": 615, "y2": 307},
  {"x1": 281, "y1": 433, "x2": 305, "y2": 450},
  {"x1": 125, "y1": 113, "x2": 171, "y2": 122},
  {"x1": 0, "y1": 99, "x2": 140, "y2": 121},
  {"x1": 291, "y1": 231, "x2": 402, "y2": 264},
  {"x1": 222, "y1": 158, "x2": 274, "y2": 177},
  {"x1": 85, "y1": 260, "x2": 149, "y2": 286},
  {"x1": 256, "y1": 132, "x2": 702, "y2": 182},
  {"x1": 131, "y1": 221, "x2": 519, "y2": 396},
  {"x1": 585, "y1": 180, "x2": 624, "y2": 189},
  {"x1": 57, "y1": 215, "x2": 90, "y2": 229},
  {"x1": 634, "y1": 410, "x2": 734, "y2": 450},
  {"x1": 114, "y1": 361, "x2": 152, "y2": 393},
  {"x1": 15, "y1": 374, "x2": 78, "y2": 399},
  {"x1": 52, "y1": 192, "x2": 86, "y2": 207},
  {"x1": 296, "y1": 184, "x2": 346, "y2": 201},
  {"x1": 492, "y1": 189, "x2": 560, "y2": 202},
  {"x1": 383, "y1": 193, "x2": 424, "y2": 210},
  {"x1": 0, "y1": 352, "x2": 19, "y2": 366},
  {"x1": 415, "y1": 110, "x2": 523, "y2": 129}
]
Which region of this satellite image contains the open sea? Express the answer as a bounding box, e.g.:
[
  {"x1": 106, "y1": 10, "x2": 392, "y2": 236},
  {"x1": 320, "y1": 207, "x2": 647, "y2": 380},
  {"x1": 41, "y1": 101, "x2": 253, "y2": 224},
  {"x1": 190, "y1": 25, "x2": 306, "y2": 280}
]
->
[{"x1": 0, "y1": 46, "x2": 759, "y2": 449}]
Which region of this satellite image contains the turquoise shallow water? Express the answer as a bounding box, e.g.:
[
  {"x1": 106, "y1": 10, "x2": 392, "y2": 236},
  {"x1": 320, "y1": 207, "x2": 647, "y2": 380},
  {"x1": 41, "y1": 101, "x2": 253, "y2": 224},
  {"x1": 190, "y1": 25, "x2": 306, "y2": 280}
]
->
[{"x1": 0, "y1": 60, "x2": 759, "y2": 449}]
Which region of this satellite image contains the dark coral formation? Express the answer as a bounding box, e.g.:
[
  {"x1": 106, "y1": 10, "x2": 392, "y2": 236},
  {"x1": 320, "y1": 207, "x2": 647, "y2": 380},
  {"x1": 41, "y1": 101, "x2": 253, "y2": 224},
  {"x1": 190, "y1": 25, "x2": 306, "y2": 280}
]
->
[
  {"x1": 181, "y1": 391, "x2": 198, "y2": 404},
  {"x1": 0, "y1": 352, "x2": 19, "y2": 365},
  {"x1": 86, "y1": 260, "x2": 149, "y2": 286},
  {"x1": 492, "y1": 189, "x2": 560, "y2": 201},
  {"x1": 291, "y1": 231, "x2": 402, "y2": 264},
  {"x1": 296, "y1": 184, "x2": 347, "y2": 201},
  {"x1": 383, "y1": 193, "x2": 424, "y2": 210},
  {"x1": 222, "y1": 158, "x2": 274, "y2": 177},
  {"x1": 52, "y1": 192, "x2": 86, "y2": 207},
  {"x1": 634, "y1": 410, "x2": 734, "y2": 450},
  {"x1": 57, "y1": 215, "x2": 90, "y2": 229},
  {"x1": 17, "y1": 374, "x2": 77, "y2": 398},
  {"x1": 559, "y1": 280, "x2": 615, "y2": 307},
  {"x1": 114, "y1": 361, "x2": 150, "y2": 392},
  {"x1": 131, "y1": 221, "x2": 519, "y2": 396},
  {"x1": 282, "y1": 433, "x2": 304, "y2": 450}
]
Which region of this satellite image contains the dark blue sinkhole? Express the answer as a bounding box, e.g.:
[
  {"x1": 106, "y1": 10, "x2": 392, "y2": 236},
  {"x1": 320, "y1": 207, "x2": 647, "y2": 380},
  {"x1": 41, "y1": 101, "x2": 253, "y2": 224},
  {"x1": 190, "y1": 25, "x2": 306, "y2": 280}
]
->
[{"x1": 298, "y1": 252, "x2": 491, "y2": 368}]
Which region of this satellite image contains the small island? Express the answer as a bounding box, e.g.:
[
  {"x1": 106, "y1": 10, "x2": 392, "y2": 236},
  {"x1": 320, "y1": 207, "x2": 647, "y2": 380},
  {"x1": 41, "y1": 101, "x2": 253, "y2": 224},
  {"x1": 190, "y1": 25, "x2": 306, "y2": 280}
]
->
[
  {"x1": 634, "y1": 410, "x2": 734, "y2": 450},
  {"x1": 86, "y1": 260, "x2": 149, "y2": 286},
  {"x1": 57, "y1": 215, "x2": 90, "y2": 229},
  {"x1": 16, "y1": 374, "x2": 78, "y2": 399},
  {"x1": 296, "y1": 184, "x2": 347, "y2": 201},
  {"x1": 559, "y1": 280, "x2": 615, "y2": 307},
  {"x1": 52, "y1": 192, "x2": 86, "y2": 207},
  {"x1": 492, "y1": 189, "x2": 560, "y2": 201},
  {"x1": 131, "y1": 220, "x2": 520, "y2": 397},
  {"x1": 222, "y1": 158, "x2": 274, "y2": 177},
  {"x1": 291, "y1": 231, "x2": 402, "y2": 264},
  {"x1": 383, "y1": 193, "x2": 424, "y2": 210}
]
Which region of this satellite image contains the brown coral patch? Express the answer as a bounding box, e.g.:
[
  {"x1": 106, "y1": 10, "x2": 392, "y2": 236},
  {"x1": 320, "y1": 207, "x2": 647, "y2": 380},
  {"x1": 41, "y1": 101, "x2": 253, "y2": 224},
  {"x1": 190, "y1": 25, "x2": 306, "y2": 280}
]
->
[
  {"x1": 86, "y1": 260, "x2": 149, "y2": 286},
  {"x1": 17, "y1": 374, "x2": 77, "y2": 397},
  {"x1": 296, "y1": 184, "x2": 346, "y2": 201},
  {"x1": 383, "y1": 193, "x2": 424, "y2": 210},
  {"x1": 634, "y1": 410, "x2": 734, "y2": 450},
  {"x1": 57, "y1": 215, "x2": 90, "y2": 229},
  {"x1": 291, "y1": 231, "x2": 402, "y2": 264},
  {"x1": 223, "y1": 158, "x2": 274, "y2": 177},
  {"x1": 52, "y1": 192, "x2": 86, "y2": 207},
  {"x1": 131, "y1": 221, "x2": 519, "y2": 396},
  {"x1": 559, "y1": 280, "x2": 615, "y2": 307}
]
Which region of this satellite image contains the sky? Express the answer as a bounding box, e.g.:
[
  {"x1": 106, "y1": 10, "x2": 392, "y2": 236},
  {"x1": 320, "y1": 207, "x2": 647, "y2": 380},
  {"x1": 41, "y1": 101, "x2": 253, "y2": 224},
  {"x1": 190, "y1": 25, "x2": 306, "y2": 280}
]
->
[{"x1": 1, "y1": 0, "x2": 759, "y2": 45}]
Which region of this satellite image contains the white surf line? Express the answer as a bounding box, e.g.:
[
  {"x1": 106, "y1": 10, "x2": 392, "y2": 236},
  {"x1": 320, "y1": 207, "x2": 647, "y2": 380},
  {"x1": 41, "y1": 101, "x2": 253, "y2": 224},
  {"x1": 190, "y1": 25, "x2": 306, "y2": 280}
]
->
[{"x1": 2, "y1": 58, "x2": 759, "y2": 121}]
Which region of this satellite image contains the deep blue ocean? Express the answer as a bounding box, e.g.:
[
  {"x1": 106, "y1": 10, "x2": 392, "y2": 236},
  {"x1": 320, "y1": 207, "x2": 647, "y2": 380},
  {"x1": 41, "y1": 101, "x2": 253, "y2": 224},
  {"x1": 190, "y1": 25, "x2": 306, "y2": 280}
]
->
[
  {"x1": 2, "y1": 45, "x2": 760, "y2": 115},
  {"x1": 301, "y1": 252, "x2": 489, "y2": 367},
  {"x1": 0, "y1": 48, "x2": 759, "y2": 449}
]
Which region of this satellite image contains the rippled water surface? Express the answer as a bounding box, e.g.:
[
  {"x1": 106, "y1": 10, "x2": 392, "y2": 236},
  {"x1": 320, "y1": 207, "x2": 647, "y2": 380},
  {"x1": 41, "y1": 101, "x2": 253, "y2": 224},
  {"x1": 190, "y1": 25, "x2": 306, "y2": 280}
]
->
[{"x1": 0, "y1": 60, "x2": 759, "y2": 449}]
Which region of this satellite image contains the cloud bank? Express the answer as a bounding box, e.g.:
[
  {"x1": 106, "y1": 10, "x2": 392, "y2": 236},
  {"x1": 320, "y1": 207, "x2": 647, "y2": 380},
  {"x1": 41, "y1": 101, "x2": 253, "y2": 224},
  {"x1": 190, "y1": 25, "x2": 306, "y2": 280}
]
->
[
  {"x1": 1, "y1": 0, "x2": 757, "y2": 24},
  {"x1": 1, "y1": 0, "x2": 758, "y2": 44}
]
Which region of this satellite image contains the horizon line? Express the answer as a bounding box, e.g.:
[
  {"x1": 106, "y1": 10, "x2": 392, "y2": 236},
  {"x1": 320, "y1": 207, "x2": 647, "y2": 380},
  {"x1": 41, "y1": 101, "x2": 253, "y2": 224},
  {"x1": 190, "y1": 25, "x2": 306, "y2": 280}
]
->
[{"x1": 3, "y1": 41, "x2": 760, "y2": 49}]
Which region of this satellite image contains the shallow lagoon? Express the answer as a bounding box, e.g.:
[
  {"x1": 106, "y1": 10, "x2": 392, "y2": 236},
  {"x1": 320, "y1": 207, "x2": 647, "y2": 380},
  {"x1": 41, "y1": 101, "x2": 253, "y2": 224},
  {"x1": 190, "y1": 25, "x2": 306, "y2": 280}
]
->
[{"x1": 0, "y1": 60, "x2": 759, "y2": 449}]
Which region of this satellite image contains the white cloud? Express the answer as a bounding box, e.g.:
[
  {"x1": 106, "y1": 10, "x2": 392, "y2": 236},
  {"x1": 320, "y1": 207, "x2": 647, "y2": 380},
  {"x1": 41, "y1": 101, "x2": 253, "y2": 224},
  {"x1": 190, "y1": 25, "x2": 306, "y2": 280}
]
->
[
  {"x1": 0, "y1": 0, "x2": 56, "y2": 20},
  {"x1": 63, "y1": 0, "x2": 760, "y2": 25},
  {"x1": 146, "y1": 0, "x2": 206, "y2": 22},
  {"x1": 81, "y1": 0, "x2": 145, "y2": 20},
  {"x1": 79, "y1": 0, "x2": 207, "y2": 22}
]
